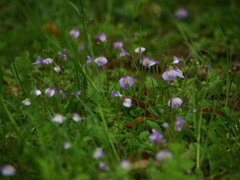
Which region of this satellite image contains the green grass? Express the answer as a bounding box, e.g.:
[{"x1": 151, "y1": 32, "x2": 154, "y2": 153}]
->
[{"x1": 1, "y1": 0, "x2": 240, "y2": 179}]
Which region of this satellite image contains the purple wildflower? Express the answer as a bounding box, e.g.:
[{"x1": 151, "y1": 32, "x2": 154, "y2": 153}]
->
[
  {"x1": 171, "y1": 56, "x2": 182, "y2": 64},
  {"x1": 59, "y1": 52, "x2": 67, "y2": 60},
  {"x1": 32, "y1": 56, "x2": 44, "y2": 66},
  {"x1": 162, "y1": 68, "x2": 178, "y2": 81},
  {"x1": 174, "y1": 67, "x2": 184, "y2": 78},
  {"x1": 52, "y1": 113, "x2": 66, "y2": 124},
  {"x1": 94, "y1": 56, "x2": 107, "y2": 66},
  {"x1": 140, "y1": 56, "x2": 159, "y2": 68},
  {"x1": 162, "y1": 123, "x2": 169, "y2": 128},
  {"x1": 43, "y1": 57, "x2": 53, "y2": 64},
  {"x1": 95, "y1": 33, "x2": 107, "y2": 42},
  {"x1": 45, "y1": 87, "x2": 56, "y2": 97},
  {"x1": 71, "y1": 91, "x2": 81, "y2": 95},
  {"x1": 205, "y1": 65, "x2": 211, "y2": 72},
  {"x1": 168, "y1": 96, "x2": 183, "y2": 109},
  {"x1": 119, "y1": 75, "x2": 135, "y2": 90},
  {"x1": 112, "y1": 41, "x2": 123, "y2": 49},
  {"x1": 174, "y1": 116, "x2": 185, "y2": 131},
  {"x1": 34, "y1": 88, "x2": 41, "y2": 96},
  {"x1": 84, "y1": 55, "x2": 93, "y2": 66},
  {"x1": 174, "y1": 8, "x2": 188, "y2": 19},
  {"x1": 233, "y1": 66, "x2": 239, "y2": 71},
  {"x1": 148, "y1": 129, "x2": 166, "y2": 144},
  {"x1": 122, "y1": 98, "x2": 132, "y2": 108},
  {"x1": 1, "y1": 165, "x2": 16, "y2": 176},
  {"x1": 156, "y1": 150, "x2": 172, "y2": 162},
  {"x1": 99, "y1": 162, "x2": 108, "y2": 171},
  {"x1": 119, "y1": 49, "x2": 130, "y2": 58},
  {"x1": 93, "y1": 148, "x2": 105, "y2": 159},
  {"x1": 71, "y1": 113, "x2": 85, "y2": 122},
  {"x1": 69, "y1": 29, "x2": 80, "y2": 39},
  {"x1": 111, "y1": 90, "x2": 123, "y2": 97}
]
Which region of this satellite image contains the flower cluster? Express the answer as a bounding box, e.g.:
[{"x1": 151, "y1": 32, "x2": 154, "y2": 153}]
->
[{"x1": 52, "y1": 113, "x2": 85, "y2": 124}]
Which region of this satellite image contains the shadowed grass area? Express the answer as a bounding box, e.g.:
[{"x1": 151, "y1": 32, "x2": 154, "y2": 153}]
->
[{"x1": 0, "y1": 0, "x2": 240, "y2": 179}]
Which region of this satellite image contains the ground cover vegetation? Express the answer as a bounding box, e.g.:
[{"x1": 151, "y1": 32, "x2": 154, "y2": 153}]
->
[{"x1": 0, "y1": 0, "x2": 240, "y2": 179}]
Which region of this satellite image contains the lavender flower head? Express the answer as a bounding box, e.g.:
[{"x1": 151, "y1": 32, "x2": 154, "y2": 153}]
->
[
  {"x1": 119, "y1": 49, "x2": 130, "y2": 58},
  {"x1": 93, "y1": 148, "x2": 105, "y2": 159},
  {"x1": 171, "y1": 56, "x2": 182, "y2": 64},
  {"x1": 59, "y1": 52, "x2": 67, "y2": 60},
  {"x1": 1, "y1": 165, "x2": 16, "y2": 176},
  {"x1": 135, "y1": 46, "x2": 146, "y2": 53},
  {"x1": 174, "y1": 8, "x2": 188, "y2": 19},
  {"x1": 148, "y1": 129, "x2": 166, "y2": 144},
  {"x1": 111, "y1": 90, "x2": 123, "y2": 97},
  {"x1": 205, "y1": 65, "x2": 211, "y2": 72},
  {"x1": 71, "y1": 113, "x2": 85, "y2": 122},
  {"x1": 122, "y1": 98, "x2": 132, "y2": 108},
  {"x1": 52, "y1": 113, "x2": 66, "y2": 124},
  {"x1": 174, "y1": 116, "x2": 185, "y2": 131},
  {"x1": 34, "y1": 88, "x2": 41, "y2": 96},
  {"x1": 43, "y1": 57, "x2": 53, "y2": 64},
  {"x1": 84, "y1": 55, "x2": 93, "y2": 66},
  {"x1": 94, "y1": 56, "x2": 107, "y2": 66},
  {"x1": 168, "y1": 96, "x2": 183, "y2": 109},
  {"x1": 112, "y1": 41, "x2": 123, "y2": 49},
  {"x1": 22, "y1": 98, "x2": 31, "y2": 106},
  {"x1": 69, "y1": 29, "x2": 80, "y2": 39},
  {"x1": 162, "y1": 123, "x2": 169, "y2": 128},
  {"x1": 45, "y1": 87, "x2": 56, "y2": 97},
  {"x1": 95, "y1": 33, "x2": 107, "y2": 42},
  {"x1": 71, "y1": 91, "x2": 82, "y2": 96},
  {"x1": 32, "y1": 56, "x2": 44, "y2": 66},
  {"x1": 119, "y1": 75, "x2": 135, "y2": 90},
  {"x1": 162, "y1": 68, "x2": 178, "y2": 81},
  {"x1": 140, "y1": 56, "x2": 159, "y2": 68},
  {"x1": 156, "y1": 150, "x2": 172, "y2": 162},
  {"x1": 174, "y1": 67, "x2": 184, "y2": 78},
  {"x1": 99, "y1": 162, "x2": 108, "y2": 171}
]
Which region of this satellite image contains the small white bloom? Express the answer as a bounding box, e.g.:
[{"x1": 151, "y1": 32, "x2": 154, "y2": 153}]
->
[
  {"x1": 71, "y1": 113, "x2": 85, "y2": 122},
  {"x1": 52, "y1": 113, "x2": 66, "y2": 124},
  {"x1": 43, "y1": 57, "x2": 53, "y2": 64},
  {"x1": 22, "y1": 98, "x2": 31, "y2": 106},
  {"x1": 62, "y1": 142, "x2": 72, "y2": 149},
  {"x1": 94, "y1": 56, "x2": 107, "y2": 66},
  {"x1": 95, "y1": 33, "x2": 107, "y2": 42},
  {"x1": 45, "y1": 87, "x2": 56, "y2": 97},
  {"x1": 120, "y1": 160, "x2": 132, "y2": 170},
  {"x1": 69, "y1": 29, "x2": 80, "y2": 39},
  {"x1": 1, "y1": 165, "x2": 16, "y2": 176},
  {"x1": 34, "y1": 89, "x2": 41, "y2": 96},
  {"x1": 54, "y1": 66, "x2": 61, "y2": 73},
  {"x1": 122, "y1": 98, "x2": 132, "y2": 108},
  {"x1": 135, "y1": 46, "x2": 146, "y2": 53},
  {"x1": 93, "y1": 148, "x2": 104, "y2": 159},
  {"x1": 171, "y1": 56, "x2": 182, "y2": 64}
]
